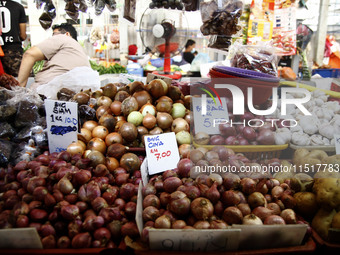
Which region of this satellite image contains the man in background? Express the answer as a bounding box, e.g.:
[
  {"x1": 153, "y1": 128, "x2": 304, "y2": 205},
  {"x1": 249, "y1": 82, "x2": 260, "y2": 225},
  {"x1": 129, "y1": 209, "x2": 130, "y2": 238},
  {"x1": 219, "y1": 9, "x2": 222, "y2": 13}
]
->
[
  {"x1": 0, "y1": 0, "x2": 27, "y2": 77},
  {"x1": 18, "y1": 23, "x2": 91, "y2": 89}
]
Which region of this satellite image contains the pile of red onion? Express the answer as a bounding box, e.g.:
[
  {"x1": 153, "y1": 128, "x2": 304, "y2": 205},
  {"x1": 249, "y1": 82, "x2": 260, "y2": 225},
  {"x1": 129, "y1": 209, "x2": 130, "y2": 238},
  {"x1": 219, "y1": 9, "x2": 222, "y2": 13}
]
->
[
  {"x1": 140, "y1": 148, "x2": 310, "y2": 243},
  {"x1": 194, "y1": 112, "x2": 277, "y2": 146},
  {"x1": 0, "y1": 151, "x2": 141, "y2": 249}
]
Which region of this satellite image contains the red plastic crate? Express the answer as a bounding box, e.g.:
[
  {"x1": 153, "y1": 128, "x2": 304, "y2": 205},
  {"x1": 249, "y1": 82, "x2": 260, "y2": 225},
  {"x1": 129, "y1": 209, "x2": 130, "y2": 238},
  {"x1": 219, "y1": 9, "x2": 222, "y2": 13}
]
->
[{"x1": 312, "y1": 229, "x2": 340, "y2": 252}]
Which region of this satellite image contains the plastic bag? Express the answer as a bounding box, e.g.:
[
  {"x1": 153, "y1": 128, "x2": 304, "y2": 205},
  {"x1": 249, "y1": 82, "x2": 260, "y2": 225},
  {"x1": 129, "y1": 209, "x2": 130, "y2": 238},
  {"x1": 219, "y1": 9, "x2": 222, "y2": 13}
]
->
[
  {"x1": 200, "y1": 0, "x2": 243, "y2": 36},
  {"x1": 44, "y1": 0, "x2": 56, "y2": 19},
  {"x1": 0, "y1": 139, "x2": 16, "y2": 167},
  {"x1": 35, "y1": 0, "x2": 48, "y2": 9},
  {"x1": 190, "y1": 53, "x2": 211, "y2": 72},
  {"x1": 208, "y1": 35, "x2": 232, "y2": 50},
  {"x1": 0, "y1": 122, "x2": 15, "y2": 138},
  {"x1": 35, "y1": 66, "x2": 100, "y2": 100},
  {"x1": 105, "y1": 0, "x2": 116, "y2": 12},
  {"x1": 57, "y1": 88, "x2": 76, "y2": 101},
  {"x1": 65, "y1": 0, "x2": 79, "y2": 21},
  {"x1": 182, "y1": 0, "x2": 199, "y2": 11},
  {"x1": 39, "y1": 11, "x2": 53, "y2": 30},
  {"x1": 95, "y1": 0, "x2": 105, "y2": 16},
  {"x1": 0, "y1": 73, "x2": 19, "y2": 89},
  {"x1": 228, "y1": 42, "x2": 279, "y2": 76},
  {"x1": 79, "y1": 105, "x2": 96, "y2": 126},
  {"x1": 78, "y1": 0, "x2": 88, "y2": 13}
]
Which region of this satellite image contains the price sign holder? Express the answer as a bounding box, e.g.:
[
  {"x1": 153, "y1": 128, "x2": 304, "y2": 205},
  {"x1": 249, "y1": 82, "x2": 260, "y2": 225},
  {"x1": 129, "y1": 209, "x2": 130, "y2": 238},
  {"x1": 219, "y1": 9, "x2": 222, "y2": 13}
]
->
[
  {"x1": 45, "y1": 99, "x2": 78, "y2": 154},
  {"x1": 146, "y1": 73, "x2": 172, "y2": 86},
  {"x1": 144, "y1": 132, "x2": 180, "y2": 175},
  {"x1": 0, "y1": 228, "x2": 42, "y2": 249},
  {"x1": 192, "y1": 97, "x2": 229, "y2": 134},
  {"x1": 335, "y1": 134, "x2": 340, "y2": 154}
]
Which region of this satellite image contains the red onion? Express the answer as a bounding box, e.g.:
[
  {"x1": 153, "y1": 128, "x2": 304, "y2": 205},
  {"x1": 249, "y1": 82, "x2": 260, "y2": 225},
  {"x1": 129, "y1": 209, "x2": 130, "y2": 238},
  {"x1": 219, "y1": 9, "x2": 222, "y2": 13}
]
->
[
  {"x1": 142, "y1": 206, "x2": 160, "y2": 221},
  {"x1": 271, "y1": 186, "x2": 284, "y2": 199},
  {"x1": 163, "y1": 177, "x2": 182, "y2": 193},
  {"x1": 57, "y1": 175, "x2": 73, "y2": 195},
  {"x1": 72, "y1": 232, "x2": 92, "y2": 248},
  {"x1": 221, "y1": 190, "x2": 241, "y2": 207},
  {"x1": 225, "y1": 136, "x2": 237, "y2": 145},
  {"x1": 142, "y1": 183, "x2": 156, "y2": 197},
  {"x1": 32, "y1": 186, "x2": 48, "y2": 201},
  {"x1": 57, "y1": 236, "x2": 71, "y2": 249},
  {"x1": 65, "y1": 194, "x2": 78, "y2": 204},
  {"x1": 222, "y1": 173, "x2": 240, "y2": 190},
  {"x1": 14, "y1": 160, "x2": 28, "y2": 171},
  {"x1": 13, "y1": 201, "x2": 29, "y2": 216},
  {"x1": 182, "y1": 185, "x2": 200, "y2": 200},
  {"x1": 240, "y1": 112, "x2": 255, "y2": 121},
  {"x1": 78, "y1": 181, "x2": 101, "y2": 202},
  {"x1": 252, "y1": 206, "x2": 274, "y2": 221},
  {"x1": 210, "y1": 220, "x2": 229, "y2": 229},
  {"x1": 177, "y1": 159, "x2": 193, "y2": 178},
  {"x1": 113, "y1": 198, "x2": 126, "y2": 211},
  {"x1": 172, "y1": 220, "x2": 186, "y2": 229},
  {"x1": 93, "y1": 164, "x2": 109, "y2": 177},
  {"x1": 44, "y1": 193, "x2": 56, "y2": 207},
  {"x1": 91, "y1": 197, "x2": 108, "y2": 212},
  {"x1": 170, "y1": 196, "x2": 191, "y2": 216},
  {"x1": 143, "y1": 194, "x2": 160, "y2": 209},
  {"x1": 40, "y1": 223, "x2": 56, "y2": 237},
  {"x1": 155, "y1": 215, "x2": 172, "y2": 229},
  {"x1": 160, "y1": 192, "x2": 171, "y2": 207},
  {"x1": 280, "y1": 209, "x2": 296, "y2": 224},
  {"x1": 94, "y1": 227, "x2": 111, "y2": 245},
  {"x1": 193, "y1": 220, "x2": 210, "y2": 229},
  {"x1": 219, "y1": 123, "x2": 236, "y2": 137},
  {"x1": 115, "y1": 173, "x2": 129, "y2": 186},
  {"x1": 240, "y1": 178, "x2": 256, "y2": 195},
  {"x1": 222, "y1": 206, "x2": 243, "y2": 225},
  {"x1": 248, "y1": 192, "x2": 266, "y2": 209},
  {"x1": 28, "y1": 200, "x2": 42, "y2": 211},
  {"x1": 264, "y1": 215, "x2": 286, "y2": 225},
  {"x1": 29, "y1": 222, "x2": 42, "y2": 232},
  {"x1": 73, "y1": 170, "x2": 91, "y2": 186},
  {"x1": 125, "y1": 201, "x2": 136, "y2": 218},
  {"x1": 83, "y1": 215, "x2": 105, "y2": 232},
  {"x1": 53, "y1": 190, "x2": 64, "y2": 202},
  {"x1": 206, "y1": 182, "x2": 220, "y2": 204},
  {"x1": 42, "y1": 235, "x2": 56, "y2": 249},
  {"x1": 190, "y1": 197, "x2": 213, "y2": 220},
  {"x1": 61, "y1": 205, "x2": 79, "y2": 220},
  {"x1": 119, "y1": 183, "x2": 136, "y2": 200},
  {"x1": 99, "y1": 207, "x2": 122, "y2": 223},
  {"x1": 107, "y1": 220, "x2": 122, "y2": 239},
  {"x1": 121, "y1": 222, "x2": 139, "y2": 238},
  {"x1": 27, "y1": 177, "x2": 46, "y2": 193},
  {"x1": 237, "y1": 203, "x2": 251, "y2": 216},
  {"x1": 68, "y1": 220, "x2": 82, "y2": 239},
  {"x1": 210, "y1": 135, "x2": 225, "y2": 145},
  {"x1": 281, "y1": 193, "x2": 296, "y2": 209},
  {"x1": 16, "y1": 215, "x2": 29, "y2": 228},
  {"x1": 267, "y1": 203, "x2": 281, "y2": 215},
  {"x1": 243, "y1": 214, "x2": 263, "y2": 225},
  {"x1": 257, "y1": 129, "x2": 275, "y2": 145},
  {"x1": 30, "y1": 208, "x2": 48, "y2": 221},
  {"x1": 242, "y1": 127, "x2": 257, "y2": 141},
  {"x1": 22, "y1": 193, "x2": 33, "y2": 204},
  {"x1": 48, "y1": 209, "x2": 59, "y2": 222},
  {"x1": 27, "y1": 161, "x2": 42, "y2": 172}
]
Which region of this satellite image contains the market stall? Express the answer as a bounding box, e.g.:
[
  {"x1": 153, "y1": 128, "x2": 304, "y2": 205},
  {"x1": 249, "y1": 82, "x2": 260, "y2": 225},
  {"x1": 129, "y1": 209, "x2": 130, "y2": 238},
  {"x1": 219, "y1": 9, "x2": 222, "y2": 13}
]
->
[{"x1": 0, "y1": 0, "x2": 340, "y2": 254}]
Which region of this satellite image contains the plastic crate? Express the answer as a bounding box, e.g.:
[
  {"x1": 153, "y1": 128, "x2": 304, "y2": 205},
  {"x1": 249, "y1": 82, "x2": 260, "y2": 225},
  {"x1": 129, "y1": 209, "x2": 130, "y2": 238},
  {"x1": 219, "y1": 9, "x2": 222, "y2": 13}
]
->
[
  {"x1": 312, "y1": 229, "x2": 340, "y2": 252},
  {"x1": 312, "y1": 68, "x2": 340, "y2": 78},
  {"x1": 193, "y1": 142, "x2": 288, "y2": 160}
]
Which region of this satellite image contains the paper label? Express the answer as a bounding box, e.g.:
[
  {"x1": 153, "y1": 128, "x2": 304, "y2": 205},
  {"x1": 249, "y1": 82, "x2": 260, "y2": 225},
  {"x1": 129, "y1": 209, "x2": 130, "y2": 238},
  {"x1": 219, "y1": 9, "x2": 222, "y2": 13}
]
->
[
  {"x1": 140, "y1": 158, "x2": 149, "y2": 186},
  {"x1": 335, "y1": 134, "x2": 340, "y2": 154},
  {"x1": 192, "y1": 96, "x2": 229, "y2": 134},
  {"x1": 148, "y1": 229, "x2": 240, "y2": 251},
  {"x1": 135, "y1": 182, "x2": 144, "y2": 235},
  {"x1": 45, "y1": 99, "x2": 78, "y2": 153},
  {"x1": 146, "y1": 73, "x2": 172, "y2": 86},
  {"x1": 144, "y1": 133, "x2": 180, "y2": 175},
  {"x1": 0, "y1": 228, "x2": 42, "y2": 249}
]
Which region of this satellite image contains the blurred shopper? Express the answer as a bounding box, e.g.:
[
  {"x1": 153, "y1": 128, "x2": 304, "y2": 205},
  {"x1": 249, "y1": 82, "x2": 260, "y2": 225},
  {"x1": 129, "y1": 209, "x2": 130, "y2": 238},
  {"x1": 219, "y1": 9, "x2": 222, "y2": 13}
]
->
[
  {"x1": 0, "y1": 0, "x2": 27, "y2": 77},
  {"x1": 183, "y1": 39, "x2": 196, "y2": 64}
]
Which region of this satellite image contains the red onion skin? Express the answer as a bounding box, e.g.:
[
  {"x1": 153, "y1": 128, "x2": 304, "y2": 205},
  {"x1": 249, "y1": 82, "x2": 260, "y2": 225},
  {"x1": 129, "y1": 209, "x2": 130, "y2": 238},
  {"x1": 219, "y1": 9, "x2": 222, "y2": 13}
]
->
[
  {"x1": 177, "y1": 159, "x2": 193, "y2": 178},
  {"x1": 183, "y1": 185, "x2": 201, "y2": 200},
  {"x1": 27, "y1": 177, "x2": 46, "y2": 194},
  {"x1": 53, "y1": 190, "x2": 64, "y2": 202},
  {"x1": 267, "y1": 203, "x2": 281, "y2": 215},
  {"x1": 73, "y1": 170, "x2": 92, "y2": 186},
  {"x1": 78, "y1": 182, "x2": 101, "y2": 202},
  {"x1": 221, "y1": 190, "x2": 241, "y2": 207},
  {"x1": 214, "y1": 201, "x2": 224, "y2": 218},
  {"x1": 160, "y1": 192, "x2": 171, "y2": 207},
  {"x1": 16, "y1": 215, "x2": 29, "y2": 228},
  {"x1": 91, "y1": 197, "x2": 108, "y2": 212},
  {"x1": 194, "y1": 221, "x2": 210, "y2": 229},
  {"x1": 206, "y1": 182, "x2": 220, "y2": 204},
  {"x1": 209, "y1": 135, "x2": 225, "y2": 145},
  {"x1": 68, "y1": 220, "x2": 82, "y2": 239},
  {"x1": 163, "y1": 177, "x2": 182, "y2": 193},
  {"x1": 99, "y1": 207, "x2": 122, "y2": 223},
  {"x1": 144, "y1": 221, "x2": 155, "y2": 228},
  {"x1": 48, "y1": 209, "x2": 59, "y2": 222},
  {"x1": 125, "y1": 201, "x2": 137, "y2": 218},
  {"x1": 170, "y1": 197, "x2": 191, "y2": 216},
  {"x1": 13, "y1": 201, "x2": 29, "y2": 216},
  {"x1": 281, "y1": 193, "x2": 296, "y2": 209},
  {"x1": 30, "y1": 208, "x2": 48, "y2": 221},
  {"x1": 40, "y1": 224, "x2": 56, "y2": 237},
  {"x1": 142, "y1": 183, "x2": 156, "y2": 197},
  {"x1": 219, "y1": 123, "x2": 236, "y2": 137},
  {"x1": 155, "y1": 215, "x2": 172, "y2": 229},
  {"x1": 114, "y1": 198, "x2": 126, "y2": 211},
  {"x1": 210, "y1": 220, "x2": 229, "y2": 229},
  {"x1": 115, "y1": 173, "x2": 130, "y2": 186},
  {"x1": 14, "y1": 161, "x2": 28, "y2": 171},
  {"x1": 72, "y1": 232, "x2": 92, "y2": 248},
  {"x1": 44, "y1": 193, "x2": 57, "y2": 207},
  {"x1": 57, "y1": 176, "x2": 73, "y2": 195},
  {"x1": 240, "y1": 178, "x2": 257, "y2": 195},
  {"x1": 119, "y1": 183, "x2": 136, "y2": 200},
  {"x1": 94, "y1": 227, "x2": 111, "y2": 245},
  {"x1": 172, "y1": 220, "x2": 187, "y2": 229},
  {"x1": 257, "y1": 129, "x2": 275, "y2": 145},
  {"x1": 121, "y1": 222, "x2": 139, "y2": 238},
  {"x1": 29, "y1": 222, "x2": 42, "y2": 232},
  {"x1": 242, "y1": 127, "x2": 257, "y2": 141},
  {"x1": 223, "y1": 206, "x2": 243, "y2": 225},
  {"x1": 108, "y1": 220, "x2": 122, "y2": 239},
  {"x1": 83, "y1": 215, "x2": 105, "y2": 232},
  {"x1": 264, "y1": 215, "x2": 286, "y2": 225},
  {"x1": 271, "y1": 186, "x2": 284, "y2": 200},
  {"x1": 142, "y1": 206, "x2": 160, "y2": 222}
]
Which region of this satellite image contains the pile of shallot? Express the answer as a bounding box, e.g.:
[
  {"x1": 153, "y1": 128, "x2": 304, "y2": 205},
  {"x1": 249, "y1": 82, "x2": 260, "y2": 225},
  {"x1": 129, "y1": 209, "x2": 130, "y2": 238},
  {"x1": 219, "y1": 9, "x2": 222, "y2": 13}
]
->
[
  {"x1": 0, "y1": 150, "x2": 142, "y2": 249},
  {"x1": 140, "y1": 146, "x2": 308, "y2": 243}
]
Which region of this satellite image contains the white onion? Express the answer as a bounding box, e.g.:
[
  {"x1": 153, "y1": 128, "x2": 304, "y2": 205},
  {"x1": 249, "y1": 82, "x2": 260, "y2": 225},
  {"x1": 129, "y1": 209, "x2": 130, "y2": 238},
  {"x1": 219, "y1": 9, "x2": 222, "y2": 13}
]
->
[
  {"x1": 127, "y1": 111, "x2": 144, "y2": 126},
  {"x1": 176, "y1": 131, "x2": 191, "y2": 145},
  {"x1": 242, "y1": 214, "x2": 263, "y2": 225},
  {"x1": 140, "y1": 104, "x2": 156, "y2": 116},
  {"x1": 171, "y1": 103, "x2": 186, "y2": 119},
  {"x1": 171, "y1": 118, "x2": 189, "y2": 134}
]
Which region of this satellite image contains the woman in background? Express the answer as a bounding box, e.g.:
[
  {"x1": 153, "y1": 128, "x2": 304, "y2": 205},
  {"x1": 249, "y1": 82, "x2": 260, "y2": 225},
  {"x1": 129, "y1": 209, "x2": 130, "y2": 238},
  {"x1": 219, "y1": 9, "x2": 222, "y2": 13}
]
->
[{"x1": 183, "y1": 39, "x2": 196, "y2": 64}]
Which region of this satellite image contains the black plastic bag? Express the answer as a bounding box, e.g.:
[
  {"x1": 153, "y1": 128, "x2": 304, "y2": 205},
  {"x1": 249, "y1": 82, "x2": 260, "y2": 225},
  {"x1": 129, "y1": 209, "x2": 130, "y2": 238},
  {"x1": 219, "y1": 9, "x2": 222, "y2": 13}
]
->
[
  {"x1": 208, "y1": 35, "x2": 232, "y2": 51},
  {"x1": 15, "y1": 101, "x2": 39, "y2": 128},
  {"x1": 0, "y1": 122, "x2": 15, "y2": 139},
  {"x1": 39, "y1": 11, "x2": 53, "y2": 30},
  {"x1": 79, "y1": 0, "x2": 88, "y2": 13},
  {"x1": 95, "y1": 0, "x2": 106, "y2": 16},
  {"x1": 65, "y1": 0, "x2": 80, "y2": 21},
  {"x1": 0, "y1": 139, "x2": 15, "y2": 167},
  {"x1": 105, "y1": 0, "x2": 116, "y2": 12},
  {"x1": 44, "y1": 0, "x2": 56, "y2": 19},
  {"x1": 35, "y1": 0, "x2": 49, "y2": 9},
  {"x1": 79, "y1": 105, "x2": 96, "y2": 126}
]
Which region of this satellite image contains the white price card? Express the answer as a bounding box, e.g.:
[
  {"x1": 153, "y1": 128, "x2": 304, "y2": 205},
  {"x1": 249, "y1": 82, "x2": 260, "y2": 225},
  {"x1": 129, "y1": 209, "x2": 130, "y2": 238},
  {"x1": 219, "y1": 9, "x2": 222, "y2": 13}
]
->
[
  {"x1": 45, "y1": 99, "x2": 78, "y2": 154},
  {"x1": 335, "y1": 134, "x2": 340, "y2": 154},
  {"x1": 144, "y1": 132, "x2": 180, "y2": 175},
  {"x1": 192, "y1": 96, "x2": 229, "y2": 134},
  {"x1": 0, "y1": 228, "x2": 42, "y2": 249}
]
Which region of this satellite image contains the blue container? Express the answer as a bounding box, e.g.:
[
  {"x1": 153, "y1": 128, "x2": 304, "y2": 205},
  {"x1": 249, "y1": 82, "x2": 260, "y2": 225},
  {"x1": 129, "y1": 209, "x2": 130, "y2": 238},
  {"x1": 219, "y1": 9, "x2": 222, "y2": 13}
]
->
[
  {"x1": 312, "y1": 69, "x2": 340, "y2": 78},
  {"x1": 127, "y1": 67, "x2": 144, "y2": 77},
  {"x1": 150, "y1": 58, "x2": 173, "y2": 68}
]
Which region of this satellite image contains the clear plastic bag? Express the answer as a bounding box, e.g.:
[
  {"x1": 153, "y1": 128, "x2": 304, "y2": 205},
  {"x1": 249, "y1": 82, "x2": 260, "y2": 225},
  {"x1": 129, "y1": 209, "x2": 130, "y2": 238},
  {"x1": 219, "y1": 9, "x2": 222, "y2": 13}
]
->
[
  {"x1": 208, "y1": 35, "x2": 232, "y2": 50},
  {"x1": 200, "y1": 0, "x2": 243, "y2": 36},
  {"x1": 228, "y1": 42, "x2": 279, "y2": 77}
]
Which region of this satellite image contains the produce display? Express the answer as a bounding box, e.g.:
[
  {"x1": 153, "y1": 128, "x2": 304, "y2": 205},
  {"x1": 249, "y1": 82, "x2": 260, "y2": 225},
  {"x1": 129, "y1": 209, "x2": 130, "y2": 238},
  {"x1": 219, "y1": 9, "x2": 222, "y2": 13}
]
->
[{"x1": 90, "y1": 61, "x2": 127, "y2": 75}]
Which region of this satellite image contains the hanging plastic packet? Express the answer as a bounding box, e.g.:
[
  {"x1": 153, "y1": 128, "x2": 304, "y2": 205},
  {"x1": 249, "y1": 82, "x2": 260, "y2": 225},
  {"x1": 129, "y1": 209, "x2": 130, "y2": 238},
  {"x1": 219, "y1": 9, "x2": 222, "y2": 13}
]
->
[
  {"x1": 44, "y1": 0, "x2": 56, "y2": 19},
  {"x1": 65, "y1": 0, "x2": 80, "y2": 21},
  {"x1": 39, "y1": 11, "x2": 53, "y2": 30},
  {"x1": 95, "y1": 0, "x2": 106, "y2": 16},
  {"x1": 78, "y1": 0, "x2": 88, "y2": 12},
  {"x1": 105, "y1": 0, "x2": 116, "y2": 12},
  {"x1": 208, "y1": 35, "x2": 232, "y2": 51},
  {"x1": 35, "y1": 0, "x2": 48, "y2": 9}
]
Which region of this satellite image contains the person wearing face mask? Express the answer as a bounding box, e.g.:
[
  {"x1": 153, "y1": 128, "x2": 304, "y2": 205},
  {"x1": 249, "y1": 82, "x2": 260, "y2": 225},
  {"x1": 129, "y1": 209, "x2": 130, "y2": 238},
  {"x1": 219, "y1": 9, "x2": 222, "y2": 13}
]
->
[{"x1": 183, "y1": 39, "x2": 196, "y2": 64}]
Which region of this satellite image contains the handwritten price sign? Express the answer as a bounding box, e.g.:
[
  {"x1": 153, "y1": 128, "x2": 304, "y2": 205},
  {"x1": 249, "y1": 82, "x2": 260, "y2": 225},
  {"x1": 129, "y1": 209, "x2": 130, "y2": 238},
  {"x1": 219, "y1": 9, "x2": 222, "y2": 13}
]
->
[
  {"x1": 144, "y1": 132, "x2": 180, "y2": 175},
  {"x1": 45, "y1": 99, "x2": 78, "y2": 154}
]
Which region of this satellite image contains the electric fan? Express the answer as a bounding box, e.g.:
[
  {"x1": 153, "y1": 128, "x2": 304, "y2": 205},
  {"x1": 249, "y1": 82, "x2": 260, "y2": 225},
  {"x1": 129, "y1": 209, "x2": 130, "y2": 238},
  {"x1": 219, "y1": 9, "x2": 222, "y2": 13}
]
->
[{"x1": 139, "y1": 8, "x2": 189, "y2": 79}]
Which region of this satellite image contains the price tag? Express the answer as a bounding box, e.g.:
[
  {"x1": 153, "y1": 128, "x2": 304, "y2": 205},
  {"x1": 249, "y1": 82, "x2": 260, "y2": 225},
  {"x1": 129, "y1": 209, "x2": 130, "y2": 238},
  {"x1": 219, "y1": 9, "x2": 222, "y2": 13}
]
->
[
  {"x1": 45, "y1": 99, "x2": 78, "y2": 154},
  {"x1": 146, "y1": 73, "x2": 172, "y2": 86},
  {"x1": 334, "y1": 134, "x2": 340, "y2": 154},
  {"x1": 144, "y1": 132, "x2": 180, "y2": 175},
  {"x1": 0, "y1": 228, "x2": 42, "y2": 249},
  {"x1": 192, "y1": 96, "x2": 229, "y2": 134}
]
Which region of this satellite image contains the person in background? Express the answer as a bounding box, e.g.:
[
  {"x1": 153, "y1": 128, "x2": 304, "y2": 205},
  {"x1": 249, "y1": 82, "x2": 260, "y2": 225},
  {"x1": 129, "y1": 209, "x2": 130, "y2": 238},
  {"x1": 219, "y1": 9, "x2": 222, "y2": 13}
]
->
[
  {"x1": 0, "y1": 0, "x2": 27, "y2": 77},
  {"x1": 183, "y1": 39, "x2": 196, "y2": 64},
  {"x1": 18, "y1": 23, "x2": 90, "y2": 89}
]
